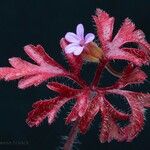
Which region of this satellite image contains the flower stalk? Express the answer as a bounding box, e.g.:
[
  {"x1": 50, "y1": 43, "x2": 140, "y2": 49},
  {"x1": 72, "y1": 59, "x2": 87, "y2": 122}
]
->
[
  {"x1": 91, "y1": 59, "x2": 108, "y2": 87},
  {"x1": 64, "y1": 119, "x2": 80, "y2": 150}
]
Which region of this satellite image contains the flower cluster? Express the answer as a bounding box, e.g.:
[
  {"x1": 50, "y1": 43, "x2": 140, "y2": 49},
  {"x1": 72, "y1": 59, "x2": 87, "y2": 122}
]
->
[{"x1": 0, "y1": 9, "x2": 150, "y2": 148}]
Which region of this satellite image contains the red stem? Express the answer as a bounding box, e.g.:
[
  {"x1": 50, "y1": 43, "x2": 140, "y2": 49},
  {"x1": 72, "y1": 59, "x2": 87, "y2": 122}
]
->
[
  {"x1": 91, "y1": 59, "x2": 108, "y2": 87},
  {"x1": 68, "y1": 74, "x2": 88, "y2": 88},
  {"x1": 64, "y1": 120, "x2": 80, "y2": 150}
]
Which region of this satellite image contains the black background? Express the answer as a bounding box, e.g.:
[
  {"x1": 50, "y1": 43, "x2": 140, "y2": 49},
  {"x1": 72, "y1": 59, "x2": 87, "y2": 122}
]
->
[{"x1": 0, "y1": 0, "x2": 150, "y2": 150}]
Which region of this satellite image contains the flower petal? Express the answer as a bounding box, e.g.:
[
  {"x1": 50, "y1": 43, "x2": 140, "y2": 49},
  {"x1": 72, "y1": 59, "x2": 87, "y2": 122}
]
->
[
  {"x1": 65, "y1": 32, "x2": 80, "y2": 43},
  {"x1": 65, "y1": 43, "x2": 79, "y2": 54},
  {"x1": 65, "y1": 43, "x2": 84, "y2": 55},
  {"x1": 76, "y1": 24, "x2": 84, "y2": 40},
  {"x1": 73, "y1": 46, "x2": 84, "y2": 55},
  {"x1": 85, "y1": 33, "x2": 95, "y2": 44}
]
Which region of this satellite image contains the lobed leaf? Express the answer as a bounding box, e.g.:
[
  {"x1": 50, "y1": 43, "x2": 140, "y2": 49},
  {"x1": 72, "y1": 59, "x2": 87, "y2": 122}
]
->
[
  {"x1": 47, "y1": 82, "x2": 80, "y2": 97},
  {"x1": 93, "y1": 9, "x2": 150, "y2": 66},
  {"x1": 26, "y1": 97, "x2": 69, "y2": 127},
  {"x1": 79, "y1": 95, "x2": 100, "y2": 133},
  {"x1": 0, "y1": 45, "x2": 67, "y2": 89},
  {"x1": 66, "y1": 90, "x2": 90, "y2": 124},
  {"x1": 93, "y1": 9, "x2": 114, "y2": 49},
  {"x1": 106, "y1": 89, "x2": 147, "y2": 142},
  {"x1": 114, "y1": 64, "x2": 147, "y2": 89}
]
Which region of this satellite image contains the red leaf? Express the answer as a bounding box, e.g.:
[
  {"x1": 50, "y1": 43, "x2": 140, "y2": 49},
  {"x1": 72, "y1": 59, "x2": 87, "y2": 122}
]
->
[
  {"x1": 47, "y1": 82, "x2": 79, "y2": 97},
  {"x1": 94, "y1": 10, "x2": 150, "y2": 66},
  {"x1": 18, "y1": 74, "x2": 50, "y2": 89},
  {"x1": 116, "y1": 91, "x2": 150, "y2": 108},
  {"x1": 106, "y1": 50, "x2": 148, "y2": 66},
  {"x1": 66, "y1": 90, "x2": 90, "y2": 124},
  {"x1": 0, "y1": 45, "x2": 67, "y2": 89},
  {"x1": 107, "y1": 89, "x2": 145, "y2": 141},
  {"x1": 100, "y1": 112, "x2": 124, "y2": 143},
  {"x1": 79, "y1": 96, "x2": 100, "y2": 133},
  {"x1": 112, "y1": 19, "x2": 150, "y2": 50},
  {"x1": 123, "y1": 48, "x2": 149, "y2": 64},
  {"x1": 93, "y1": 9, "x2": 114, "y2": 49},
  {"x1": 78, "y1": 93, "x2": 129, "y2": 137},
  {"x1": 115, "y1": 64, "x2": 147, "y2": 88},
  {"x1": 99, "y1": 97, "x2": 128, "y2": 142},
  {"x1": 24, "y1": 44, "x2": 62, "y2": 68},
  {"x1": 26, "y1": 96, "x2": 71, "y2": 127}
]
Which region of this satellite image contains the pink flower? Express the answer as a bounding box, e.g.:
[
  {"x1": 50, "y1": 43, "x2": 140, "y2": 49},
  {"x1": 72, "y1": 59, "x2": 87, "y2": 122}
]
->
[{"x1": 64, "y1": 24, "x2": 95, "y2": 55}]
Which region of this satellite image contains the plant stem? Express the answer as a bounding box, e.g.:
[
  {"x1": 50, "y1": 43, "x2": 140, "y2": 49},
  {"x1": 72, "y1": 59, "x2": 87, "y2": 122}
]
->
[
  {"x1": 64, "y1": 120, "x2": 80, "y2": 150},
  {"x1": 91, "y1": 59, "x2": 108, "y2": 87},
  {"x1": 68, "y1": 74, "x2": 88, "y2": 88}
]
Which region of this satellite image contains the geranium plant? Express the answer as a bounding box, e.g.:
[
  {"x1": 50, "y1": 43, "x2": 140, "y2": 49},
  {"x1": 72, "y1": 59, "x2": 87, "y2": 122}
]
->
[{"x1": 0, "y1": 9, "x2": 150, "y2": 150}]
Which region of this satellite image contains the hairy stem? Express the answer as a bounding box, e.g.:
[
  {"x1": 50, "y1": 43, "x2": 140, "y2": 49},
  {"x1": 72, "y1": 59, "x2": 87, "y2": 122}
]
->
[
  {"x1": 64, "y1": 120, "x2": 80, "y2": 150},
  {"x1": 92, "y1": 59, "x2": 108, "y2": 87},
  {"x1": 68, "y1": 74, "x2": 88, "y2": 88}
]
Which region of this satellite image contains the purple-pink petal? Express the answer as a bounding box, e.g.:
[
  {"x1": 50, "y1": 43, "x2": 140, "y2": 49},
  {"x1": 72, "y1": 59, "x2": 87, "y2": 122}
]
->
[
  {"x1": 65, "y1": 32, "x2": 80, "y2": 43},
  {"x1": 76, "y1": 24, "x2": 84, "y2": 40},
  {"x1": 73, "y1": 46, "x2": 84, "y2": 55},
  {"x1": 65, "y1": 43, "x2": 84, "y2": 55},
  {"x1": 64, "y1": 24, "x2": 95, "y2": 56},
  {"x1": 65, "y1": 43, "x2": 79, "y2": 54},
  {"x1": 85, "y1": 33, "x2": 95, "y2": 44}
]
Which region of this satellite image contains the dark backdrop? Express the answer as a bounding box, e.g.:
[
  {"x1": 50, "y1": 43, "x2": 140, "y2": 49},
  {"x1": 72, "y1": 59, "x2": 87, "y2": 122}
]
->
[{"x1": 0, "y1": 0, "x2": 150, "y2": 150}]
